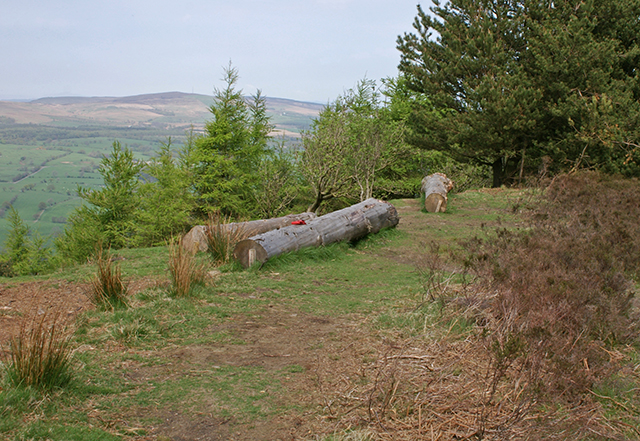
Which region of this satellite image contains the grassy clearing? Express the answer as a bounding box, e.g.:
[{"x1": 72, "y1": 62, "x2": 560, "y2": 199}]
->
[
  {"x1": 1, "y1": 185, "x2": 638, "y2": 440},
  {"x1": 0, "y1": 203, "x2": 431, "y2": 438}
]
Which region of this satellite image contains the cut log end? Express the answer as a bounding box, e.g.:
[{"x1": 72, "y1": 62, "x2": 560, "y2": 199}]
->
[
  {"x1": 425, "y1": 193, "x2": 447, "y2": 213},
  {"x1": 422, "y1": 173, "x2": 453, "y2": 213},
  {"x1": 233, "y1": 240, "x2": 268, "y2": 268},
  {"x1": 181, "y1": 225, "x2": 208, "y2": 254}
]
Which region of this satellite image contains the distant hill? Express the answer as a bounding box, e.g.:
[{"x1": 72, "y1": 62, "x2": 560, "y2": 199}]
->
[
  {"x1": 0, "y1": 92, "x2": 324, "y2": 244},
  {"x1": 0, "y1": 92, "x2": 324, "y2": 137}
]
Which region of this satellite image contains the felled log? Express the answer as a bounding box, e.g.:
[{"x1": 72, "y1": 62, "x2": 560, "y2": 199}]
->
[
  {"x1": 233, "y1": 198, "x2": 399, "y2": 268},
  {"x1": 421, "y1": 173, "x2": 454, "y2": 213},
  {"x1": 181, "y1": 212, "x2": 317, "y2": 254}
]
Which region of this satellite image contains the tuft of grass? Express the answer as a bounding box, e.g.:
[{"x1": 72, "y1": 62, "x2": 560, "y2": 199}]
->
[
  {"x1": 3, "y1": 310, "x2": 73, "y2": 390},
  {"x1": 111, "y1": 318, "x2": 157, "y2": 345},
  {"x1": 168, "y1": 240, "x2": 207, "y2": 297},
  {"x1": 205, "y1": 213, "x2": 248, "y2": 265},
  {"x1": 89, "y1": 246, "x2": 128, "y2": 311},
  {"x1": 284, "y1": 364, "x2": 305, "y2": 374}
]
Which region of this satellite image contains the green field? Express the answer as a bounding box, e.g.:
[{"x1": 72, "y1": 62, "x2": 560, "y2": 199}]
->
[
  {"x1": 0, "y1": 136, "x2": 164, "y2": 243},
  {"x1": 0, "y1": 94, "x2": 321, "y2": 246}
]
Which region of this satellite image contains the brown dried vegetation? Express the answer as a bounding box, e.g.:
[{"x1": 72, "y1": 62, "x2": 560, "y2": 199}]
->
[
  {"x1": 465, "y1": 172, "x2": 640, "y2": 400},
  {"x1": 89, "y1": 245, "x2": 129, "y2": 311},
  {"x1": 322, "y1": 173, "x2": 640, "y2": 440},
  {"x1": 205, "y1": 213, "x2": 249, "y2": 265},
  {"x1": 168, "y1": 240, "x2": 207, "y2": 297},
  {"x1": 2, "y1": 174, "x2": 638, "y2": 440},
  {"x1": 3, "y1": 308, "x2": 73, "y2": 390}
]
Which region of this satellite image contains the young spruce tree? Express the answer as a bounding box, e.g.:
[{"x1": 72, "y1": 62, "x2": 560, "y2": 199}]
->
[
  {"x1": 57, "y1": 141, "x2": 143, "y2": 261},
  {"x1": 136, "y1": 136, "x2": 196, "y2": 246},
  {"x1": 193, "y1": 63, "x2": 273, "y2": 218}
]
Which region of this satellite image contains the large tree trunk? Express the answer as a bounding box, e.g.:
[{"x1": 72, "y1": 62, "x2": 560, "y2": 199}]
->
[
  {"x1": 234, "y1": 198, "x2": 399, "y2": 268},
  {"x1": 492, "y1": 157, "x2": 504, "y2": 188},
  {"x1": 181, "y1": 212, "x2": 317, "y2": 254},
  {"x1": 421, "y1": 173, "x2": 454, "y2": 212}
]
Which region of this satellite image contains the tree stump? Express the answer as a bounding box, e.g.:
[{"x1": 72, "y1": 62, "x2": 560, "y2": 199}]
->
[
  {"x1": 421, "y1": 173, "x2": 454, "y2": 213},
  {"x1": 181, "y1": 212, "x2": 317, "y2": 254},
  {"x1": 233, "y1": 198, "x2": 399, "y2": 268}
]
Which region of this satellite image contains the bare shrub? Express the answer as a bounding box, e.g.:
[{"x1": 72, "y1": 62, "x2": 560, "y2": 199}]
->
[
  {"x1": 415, "y1": 241, "x2": 453, "y2": 304},
  {"x1": 89, "y1": 245, "x2": 128, "y2": 310},
  {"x1": 3, "y1": 309, "x2": 73, "y2": 389},
  {"x1": 204, "y1": 213, "x2": 248, "y2": 265},
  {"x1": 168, "y1": 240, "x2": 207, "y2": 297},
  {"x1": 308, "y1": 173, "x2": 638, "y2": 439},
  {"x1": 463, "y1": 172, "x2": 640, "y2": 402}
]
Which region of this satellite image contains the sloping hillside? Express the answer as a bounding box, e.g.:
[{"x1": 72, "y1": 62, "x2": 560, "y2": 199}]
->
[
  {"x1": 0, "y1": 92, "x2": 323, "y2": 244},
  {"x1": 0, "y1": 92, "x2": 323, "y2": 135},
  {"x1": 1, "y1": 184, "x2": 638, "y2": 440}
]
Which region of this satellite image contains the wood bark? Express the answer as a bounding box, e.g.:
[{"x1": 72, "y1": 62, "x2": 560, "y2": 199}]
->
[
  {"x1": 421, "y1": 173, "x2": 454, "y2": 213},
  {"x1": 234, "y1": 198, "x2": 399, "y2": 268},
  {"x1": 181, "y1": 212, "x2": 317, "y2": 254}
]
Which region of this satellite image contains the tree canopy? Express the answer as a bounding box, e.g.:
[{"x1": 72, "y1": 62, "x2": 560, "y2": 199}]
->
[
  {"x1": 301, "y1": 78, "x2": 409, "y2": 212},
  {"x1": 397, "y1": 0, "x2": 640, "y2": 186},
  {"x1": 193, "y1": 63, "x2": 273, "y2": 217}
]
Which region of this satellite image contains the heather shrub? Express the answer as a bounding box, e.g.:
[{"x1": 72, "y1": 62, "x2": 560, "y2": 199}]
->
[
  {"x1": 464, "y1": 172, "x2": 640, "y2": 401},
  {"x1": 541, "y1": 172, "x2": 640, "y2": 279}
]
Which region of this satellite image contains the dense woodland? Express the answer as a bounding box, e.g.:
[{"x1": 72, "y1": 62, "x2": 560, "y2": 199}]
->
[{"x1": 2, "y1": 0, "x2": 640, "y2": 275}]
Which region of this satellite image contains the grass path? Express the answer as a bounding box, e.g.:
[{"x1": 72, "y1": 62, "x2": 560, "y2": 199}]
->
[{"x1": 0, "y1": 190, "x2": 545, "y2": 440}]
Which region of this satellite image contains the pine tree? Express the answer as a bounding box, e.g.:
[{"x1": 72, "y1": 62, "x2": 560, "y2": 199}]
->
[
  {"x1": 193, "y1": 63, "x2": 273, "y2": 217},
  {"x1": 78, "y1": 141, "x2": 143, "y2": 248},
  {"x1": 397, "y1": 0, "x2": 640, "y2": 185},
  {"x1": 136, "y1": 137, "x2": 196, "y2": 246},
  {"x1": 57, "y1": 141, "x2": 143, "y2": 261}
]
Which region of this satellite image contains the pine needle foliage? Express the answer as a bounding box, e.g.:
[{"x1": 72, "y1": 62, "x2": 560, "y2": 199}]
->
[
  {"x1": 193, "y1": 63, "x2": 273, "y2": 217},
  {"x1": 398, "y1": 1, "x2": 640, "y2": 185}
]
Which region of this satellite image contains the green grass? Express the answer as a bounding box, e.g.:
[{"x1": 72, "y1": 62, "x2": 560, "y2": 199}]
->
[
  {"x1": 16, "y1": 422, "x2": 123, "y2": 441},
  {"x1": 1, "y1": 188, "x2": 637, "y2": 439},
  {"x1": 0, "y1": 218, "x2": 429, "y2": 436}
]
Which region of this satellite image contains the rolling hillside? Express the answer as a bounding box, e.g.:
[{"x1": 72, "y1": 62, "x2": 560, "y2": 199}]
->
[
  {"x1": 0, "y1": 92, "x2": 323, "y2": 136},
  {"x1": 0, "y1": 93, "x2": 323, "y2": 244}
]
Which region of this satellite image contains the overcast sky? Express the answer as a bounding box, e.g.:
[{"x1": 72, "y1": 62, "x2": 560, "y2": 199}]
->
[{"x1": 1, "y1": 0, "x2": 431, "y2": 103}]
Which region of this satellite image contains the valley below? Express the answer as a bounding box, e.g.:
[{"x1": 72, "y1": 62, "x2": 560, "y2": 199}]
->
[{"x1": 0, "y1": 92, "x2": 322, "y2": 243}]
